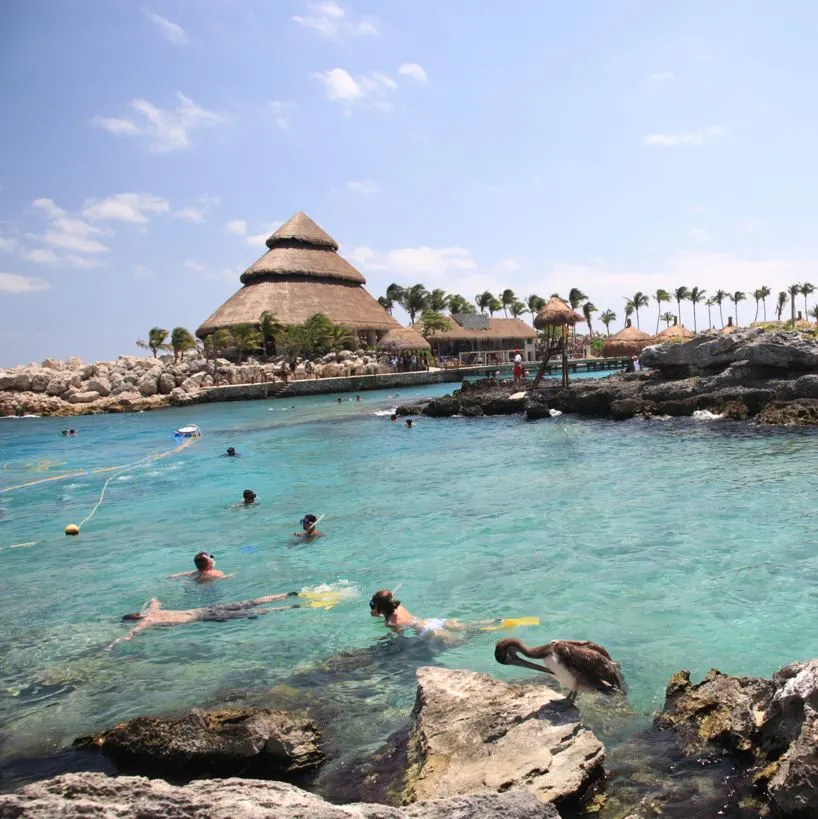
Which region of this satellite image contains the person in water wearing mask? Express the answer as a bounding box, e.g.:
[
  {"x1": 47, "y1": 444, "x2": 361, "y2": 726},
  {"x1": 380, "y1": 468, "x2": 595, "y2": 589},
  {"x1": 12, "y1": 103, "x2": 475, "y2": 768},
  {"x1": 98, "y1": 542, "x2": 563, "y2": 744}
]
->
[
  {"x1": 242, "y1": 489, "x2": 257, "y2": 505},
  {"x1": 110, "y1": 593, "x2": 299, "y2": 646},
  {"x1": 225, "y1": 447, "x2": 240, "y2": 457},
  {"x1": 294, "y1": 514, "x2": 324, "y2": 540},
  {"x1": 167, "y1": 552, "x2": 230, "y2": 582},
  {"x1": 368, "y1": 589, "x2": 461, "y2": 637}
]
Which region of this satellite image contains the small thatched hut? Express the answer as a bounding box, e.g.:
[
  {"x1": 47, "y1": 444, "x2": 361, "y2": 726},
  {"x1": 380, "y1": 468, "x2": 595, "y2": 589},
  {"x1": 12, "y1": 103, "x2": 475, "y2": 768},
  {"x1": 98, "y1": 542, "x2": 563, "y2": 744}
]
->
[
  {"x1": 376, "y1": 327, "x2": 431, "y2": 353},
  {"x1": 411, "y1": 315, "x2": 537, "y2": 363},
  {"x1": 196, "y1": 212, "x2": 399, "y2": 345},
  {"x1": 602, "y1": 320, "x2": 653, "y2": 358},
  {"x1": 655, "y1": 320, "x2": 695, "y2": 342},
  {"x1": 533, "y1": 297, "x2": 584, "y2": 329}
]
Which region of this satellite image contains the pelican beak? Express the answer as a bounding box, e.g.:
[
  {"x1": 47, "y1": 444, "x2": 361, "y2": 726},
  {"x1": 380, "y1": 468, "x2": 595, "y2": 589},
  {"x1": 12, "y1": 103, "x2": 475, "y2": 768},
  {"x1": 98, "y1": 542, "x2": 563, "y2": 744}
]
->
[{"x1": 498, "y1": 646, "x2": 555, "y2": 676}]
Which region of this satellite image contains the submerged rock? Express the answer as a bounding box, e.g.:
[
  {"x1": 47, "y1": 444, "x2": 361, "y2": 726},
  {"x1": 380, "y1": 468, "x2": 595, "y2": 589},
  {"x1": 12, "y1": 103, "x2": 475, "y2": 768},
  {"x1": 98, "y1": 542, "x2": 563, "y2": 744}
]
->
[
  {"x1": 0, "y1": 772, "x2": 560, "y2": 818},
  {"x1": 73, "y1": 707, "x2": 324, "y2": 781},
  {"x1": 403, "y1": 666, "x2": 604, "y2": 807}
]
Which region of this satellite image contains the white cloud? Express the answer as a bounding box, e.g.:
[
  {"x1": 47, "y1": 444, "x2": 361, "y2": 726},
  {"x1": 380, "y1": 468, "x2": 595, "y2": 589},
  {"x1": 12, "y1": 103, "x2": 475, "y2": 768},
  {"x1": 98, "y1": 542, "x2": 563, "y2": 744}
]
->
[
  {"x1": 21, "y1": 248, "x2": 102, "y2": 268},
  {"x1": 346, "y1": 180, "x2": 378, "y2": 195},
  {"x1": 354, "y1": 245, "x2": 478, "y2": 279},
  {"x1": 30, "y1": 198, "x2": 110, "y2": 255},
  {"x1": 225, "y1": 219, "x2": 248, "y2": 236},
  {"x1": 133, "y1": 264, "x2": 155, "y2": 279},
  {"x1": 246, "y1": 231, "x2": 273, "y2": 247},
  {"x1": 142, "y1": 8, "x2": 188, "y2": 45},
  {"x1": 491, "y1": 259, "x2": 521, "y2": 273},
  {"x1": 92, "y1": 92, "x2": 225, "y2": 152},
  {"x1": 173, "y1": 194, "x2": 220, "y2": 223},
  {"x1": 398, "y1": 63, "x2": 427, "y2": 82},
  {"x1": 44, "y1": 231, "x2": 108, "y2": 254},
  {"x1": 270, "y1": 101, "x2": 295, "y2": 130},
  {"x1": 0, "y1": 273, "x2": 51, "y2": 293},
  {"x1": 184, "y1": 259, "x2": 206, "y2": 272},
  {"x1": 0, "y1": 237, "x2": 20, "y2": 253},
  {"x1": 293, "y1": 2, "x2": 378, "y2": 37},
  {"x1": 32, "y1": 198, "x2": 65, "y2": 219},
  {"x1": 644, "y1": 126, "x2": 727, "y2": 147},
  {"x1": 315, "y1": 68, "x2": 398, "y2": 112},
  {"x1": 83, "y1": 192, "x2": 170, "y2": 224}
]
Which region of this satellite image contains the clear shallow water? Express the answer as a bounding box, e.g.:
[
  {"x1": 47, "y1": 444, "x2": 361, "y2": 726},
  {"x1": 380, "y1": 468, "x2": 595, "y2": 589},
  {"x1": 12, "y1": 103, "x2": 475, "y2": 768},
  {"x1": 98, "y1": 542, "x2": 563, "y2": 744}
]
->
[{"x1": 1, "y1": 379, "x2": 817, "y2": 801}]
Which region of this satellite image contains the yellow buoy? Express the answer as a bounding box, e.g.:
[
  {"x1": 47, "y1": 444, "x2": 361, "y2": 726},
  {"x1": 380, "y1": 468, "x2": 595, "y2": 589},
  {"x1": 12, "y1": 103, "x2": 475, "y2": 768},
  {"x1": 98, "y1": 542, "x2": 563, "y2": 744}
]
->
[{"x1": 64, "y1": 524, "x2": 80, "y2": 536}]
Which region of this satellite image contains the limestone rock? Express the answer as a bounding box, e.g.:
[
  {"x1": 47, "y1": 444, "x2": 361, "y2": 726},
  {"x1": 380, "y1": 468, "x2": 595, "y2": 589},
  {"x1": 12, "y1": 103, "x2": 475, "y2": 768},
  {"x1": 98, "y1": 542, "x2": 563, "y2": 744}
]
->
[
  {"x1": 12, "y1": 372, "x2": 32, "y2": 391},
  {"x1": 137, "y1": 374, "x2": 158, "y2": 397},
  {"x1": 180, "y1": 371, "x2": 208, "y2": 392},
  {"x1": 68, "y1": 391, "x2": 101, "y2": 404},
  {"x1": 157, "y1": 373, "x2": 175, "y2": 395},
  {"x1": 86, "y1": 377, "x2": 111, "y2": 397},
  {"x1": 66, "y1": 356, "x2": 83, "y2": 369},
  {"x1": 404, "y1": 666, "x2": 604, "y2": 806},
  {"x1": 323, "y1": 363, "x2": 341, "y2": 378},
  {"x1": 74, "y1": 707, "x2": 324, "y2": 779},
  {"x1": 0, "y1": 773, "x2": 558, "y2": 819},
  {"x1": 169, "y1": 387, "x2": 190, "y2": 403},
  {"x1": 29, "y1": 372, "x2": 50, "y2": 393}
]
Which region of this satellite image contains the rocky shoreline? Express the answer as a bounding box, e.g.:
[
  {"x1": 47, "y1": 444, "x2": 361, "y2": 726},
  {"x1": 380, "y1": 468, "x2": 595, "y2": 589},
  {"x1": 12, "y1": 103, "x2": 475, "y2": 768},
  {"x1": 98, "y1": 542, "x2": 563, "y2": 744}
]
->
[
  {"x1": 3, "y1": 659, "x2": 818, "y2": 818},
  {"x1": 401, "y1": 328, "x2": 818, "y2": 426},
  {"x1": 0, "y1": 350, "x2": 398, "y2": 418}
]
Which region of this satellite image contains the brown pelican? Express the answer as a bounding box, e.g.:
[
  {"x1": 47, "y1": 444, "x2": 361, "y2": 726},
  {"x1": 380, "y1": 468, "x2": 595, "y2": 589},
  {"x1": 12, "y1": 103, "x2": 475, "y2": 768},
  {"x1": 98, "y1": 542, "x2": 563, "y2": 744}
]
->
[{"x1": 494, "y1": 637, "x2": 626, "y2": 706}]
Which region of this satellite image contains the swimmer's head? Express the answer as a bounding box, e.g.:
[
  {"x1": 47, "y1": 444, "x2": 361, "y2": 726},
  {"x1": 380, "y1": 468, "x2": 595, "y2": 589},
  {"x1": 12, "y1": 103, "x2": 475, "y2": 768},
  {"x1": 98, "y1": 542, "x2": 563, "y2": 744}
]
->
[
  {"x1": 301, "y1": 514, "x2": 318, "y2": 531},
  {"x1": 121, "y1": 612, "x2": 144, "y2": 622},
  {"x1": 390, "y1": 414, "x2": 397, "y2": 422},
  {"x1": 369, "y1": 589, "x2": 400, "y2": 618},
  {"x1": 405, "y1": 418, "x2": 413, "y2": 428},
  {"x1": 243, "y1": 489, "x2": 256, "y2": 504},
  {"x1": 194, "y1": 551, "x2": 215, "y2": 570},
  {"x1": 226, "y1": 447, "x2": 236, "y2": 456}
]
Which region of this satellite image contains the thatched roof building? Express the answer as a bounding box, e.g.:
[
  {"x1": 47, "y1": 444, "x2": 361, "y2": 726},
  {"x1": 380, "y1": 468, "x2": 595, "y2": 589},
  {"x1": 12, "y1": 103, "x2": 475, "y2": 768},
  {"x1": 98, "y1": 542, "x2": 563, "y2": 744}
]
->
[
  {"x1": 196, "y1": 212, "x2": 399, "y2": 343},
  {"x1": 602, "y1": 320, "x2": 653, "y2": 358},
  {"x1": 377, "y1": 327, "x2": 431, "y2": 352},
  {"x1": 655, "y1": 320, "x2": 695, "y2": 342},
  {"x1": 533, "y1": 297, "x2": 584, "y2": 329},
  {"x1": 412, "y1": 315, "x2": 537, "y2": 363}
]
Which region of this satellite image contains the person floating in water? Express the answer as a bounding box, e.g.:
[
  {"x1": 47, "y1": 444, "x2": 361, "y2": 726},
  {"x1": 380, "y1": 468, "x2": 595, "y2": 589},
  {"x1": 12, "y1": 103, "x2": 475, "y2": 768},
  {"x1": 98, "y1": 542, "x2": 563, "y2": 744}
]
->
[
  {"x1": 61, "y1": 429, "x2": 76, "y2": 437},
  {"x1": 368, "y1": 589, "x2": 461, "y2": 638},
  {"x1": 356, "y1": 395, "x2": 361, "y2": 402},
  {"x1": 167, "y1": 552, "x2": 231, "y2": 583},
  {"x1": 110, "y1": 593, "x2": 300, "y2": 646},
  {"x1": 337, "y1": 397, "x2": 343, "y2": 403},
  {"x1": 225, "y1": 447, "x2": 240, "y2": 457},
  {"x1": 390, "y1": 414, "x2": 398, "y2": 422},
  {"x1": 405, "y1": 418, "x2": 414, "y2": 428},
  {"x1": 294, "y1": 514, "x2": 324, "y2": 540},
  {"x1": 242, "y1": 489, "x2": 257, "y2": 505}
]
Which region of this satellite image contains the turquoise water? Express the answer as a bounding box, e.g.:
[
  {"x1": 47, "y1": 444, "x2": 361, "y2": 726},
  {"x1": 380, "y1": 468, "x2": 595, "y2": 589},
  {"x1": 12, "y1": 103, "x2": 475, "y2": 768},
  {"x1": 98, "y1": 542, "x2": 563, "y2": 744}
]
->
[{"x1": 2, "y1": 380, "x2": 818, "y2": 796}]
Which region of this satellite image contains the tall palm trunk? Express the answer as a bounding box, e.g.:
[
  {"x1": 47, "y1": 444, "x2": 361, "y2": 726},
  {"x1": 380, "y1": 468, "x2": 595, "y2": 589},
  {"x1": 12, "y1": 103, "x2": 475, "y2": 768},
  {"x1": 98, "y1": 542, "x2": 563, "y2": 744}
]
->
[
  {"x1": 719, "y1": 302, "x2": 724, "y2": 327},
  {"x1": 692, "y1": 304, "x2": 697, "y2": 332}
]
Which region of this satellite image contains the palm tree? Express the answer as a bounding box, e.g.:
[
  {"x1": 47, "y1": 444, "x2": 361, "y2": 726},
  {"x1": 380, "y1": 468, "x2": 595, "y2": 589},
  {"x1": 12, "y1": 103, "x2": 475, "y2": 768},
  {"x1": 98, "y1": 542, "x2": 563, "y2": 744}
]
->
[
  {"x1": 599, "y1": 309, "x2": 616, "y2": 336},
  {"x1": 730, "y1": 291, "x2": 746, "y2": 326},
  {"x1": 752, "y1": 288, "x2": 764, "y2": 323},
  {"x1": 401, "y1": 284, "x2": 430, "y2": 324},
  {"x1": 674, "y1": 287, "x2": 690, "y2": 326},
  {"x1": 170, "y1": 327, "x2": 196, "y2": 362},
  {"x1": 810, "y1": 305, "x2": 818, "y2": 324},
  {"x1": 475, "y1": 290, "x2": 494, "y2": 315},
  {"x1": 136, "y1": 327, "x2": 169, "y2": 358},
  {"x1": 582, "y1": 301, "x2": 597, "y2": 337},
  {"x1": 230, "y1": 323, "x2": 263, "y2": 362},
  {"x1": 776, "y1": 291, "x2": 788, "y2": 321},
  {"x1": 447, "y1": 294, "x2": 475, "y2": 315},
  {"x1": 660, "y1": 311, "x2": 675, "y2": 328},
  {"x1": 788, "y1": 283, "x2": 801, "y2": 326},
  {"x1": 714, "y1": 290, "x2": 728, "y2": 328},
  {"x1": 328, "y1": 324, "x2": 358, "y2": 352},
  {"x1": 383, "y1": 283, "x2": 405, "y2": 316},
  {"x1": 527, "y1": 294, "x2": 546, "y2": 314},
  {"x1": 419, "y1": 310, "x2": 452, "y2": 354},
  {"x1": 487, "y1": 296, "x2": 503, "y2": 317},
  {"x1": 624, "y1": 302, "x2": 634, "y2": 322},
  {"x1": 378, "y1": 296, "x2": 392, "y2": 313},
  {"x1": 654, "y1": 289, "x2": 669, "y2": 334},
  {"x1": 212, "y1": 328, "x2": 232, "y2": 358},
  {"x1": 705, "y1": 297, "x2": 715, "y2": 329},
  {"x1": 259, "y1": 311, "x2": 283, "y2": 358},
  {"x1": 759, "y1": 285, "x2": 771, "y2": 320},
  {"x1": 499, "y1": 289, "x2": 516, "y2": 317},
  {"x1": 568, "y1": 288, "x2": 587, "y2": 312},
  {"x1": 626, "y1": 292, "x2": 649, "y2": 329},
  {"x1": 509, "y1": 300, "x2": 527, "y2": 318},
  {"x1": 802, "y1": 282, "x2": 815, "y2": 320},
  {"x1": 428, "y1": 288, "x2": 449, "y2": 312},
  {"x1": 688, "y1": 287, "x2": 706, "y2": 333}
]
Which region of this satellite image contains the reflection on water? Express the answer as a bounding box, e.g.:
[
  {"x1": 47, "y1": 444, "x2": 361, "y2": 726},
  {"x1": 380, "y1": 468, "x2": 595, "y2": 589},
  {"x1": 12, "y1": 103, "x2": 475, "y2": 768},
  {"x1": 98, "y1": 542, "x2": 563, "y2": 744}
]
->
[{"x1": 1, "y1": 385, "x2": 817, "y2": 813}]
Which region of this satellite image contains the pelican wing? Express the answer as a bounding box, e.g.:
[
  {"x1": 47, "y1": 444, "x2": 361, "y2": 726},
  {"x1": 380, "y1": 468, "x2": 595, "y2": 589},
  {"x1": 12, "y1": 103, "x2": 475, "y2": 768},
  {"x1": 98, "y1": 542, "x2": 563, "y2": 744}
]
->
[{"x1": 552, "y1": 641, "x2": 625, "y2": 694}]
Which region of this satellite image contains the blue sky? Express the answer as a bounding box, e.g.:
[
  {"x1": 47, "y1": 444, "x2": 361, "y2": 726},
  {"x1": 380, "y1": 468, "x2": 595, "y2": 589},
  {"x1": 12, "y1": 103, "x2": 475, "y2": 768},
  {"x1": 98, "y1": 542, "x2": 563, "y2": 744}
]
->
[{"x1": 3, "y1": 0, "x2": 818, "y2": 365}]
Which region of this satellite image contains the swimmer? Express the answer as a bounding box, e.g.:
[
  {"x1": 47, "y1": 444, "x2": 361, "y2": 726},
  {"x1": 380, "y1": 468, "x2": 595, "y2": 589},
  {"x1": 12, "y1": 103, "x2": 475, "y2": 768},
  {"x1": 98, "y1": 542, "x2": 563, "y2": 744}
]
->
[
  {"x1": 356, "y1": 395, "x2": 361, "y2": 401},
  {"x1": 405, "y1": 418, "x2": 414, "y2": 428},
  {"x1": 167, "y1": 552, "x2": 232, "y2": 583},
  {"x1": 390, "y1": 414, "x2": 398, "y2": 422},
  {"x1": 294, "y1": 513, "x2": 325, "y2": 540},
  {"x1": 368, "y1": 589, "x2": 462, "y2": 637},
  {"x1": 110, "y1": 593, "x2": 299, "y2": 646},
  {"x1": 242, "y1": 489, "x2": 257, "y2": 505},
  {"x1": 225, "y1": 447, "x2": 240, "y2": 457},
  {"x1": 337, "y1": 397, "x2": 343, "y2": 403}
]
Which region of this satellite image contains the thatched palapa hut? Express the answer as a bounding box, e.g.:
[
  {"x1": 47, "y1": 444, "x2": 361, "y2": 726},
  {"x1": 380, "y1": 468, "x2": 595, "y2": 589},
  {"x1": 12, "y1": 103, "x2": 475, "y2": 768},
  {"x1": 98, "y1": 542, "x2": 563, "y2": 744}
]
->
[
  {"x1": 533, "y1": 297, "x2": 584, "y2": 329},
  {"x1": 196, "y1": 212, "x2": 399, "y2": 345},
  {"x1": 411, "y1": 315, "x2": 537, "y2": 364},
  {"x1": 602, "y1": 320, "x2": 653, "y2": 358},
  {"x1": 655, "y1": 319, "x2": 695, "y2": 342},
  {"x1": 376, "y1": 327, "x2": 431, "y2": 353}
]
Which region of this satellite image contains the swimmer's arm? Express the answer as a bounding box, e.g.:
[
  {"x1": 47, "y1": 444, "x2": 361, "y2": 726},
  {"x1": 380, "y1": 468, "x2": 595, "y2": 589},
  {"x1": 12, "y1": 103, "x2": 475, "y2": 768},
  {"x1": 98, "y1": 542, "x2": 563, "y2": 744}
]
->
[
  {"x1": 166, "y1": 571, "x2": 193, "y2": 580},
  {"x1": 250, "y1": 591, "x2": 299, "y2": 605},
  {"x1": 106, "y1": 619, "x2": 151, "y2": 650},
  {"x1": 442, "y1": 619, "x2": 466, "y2": 631}
]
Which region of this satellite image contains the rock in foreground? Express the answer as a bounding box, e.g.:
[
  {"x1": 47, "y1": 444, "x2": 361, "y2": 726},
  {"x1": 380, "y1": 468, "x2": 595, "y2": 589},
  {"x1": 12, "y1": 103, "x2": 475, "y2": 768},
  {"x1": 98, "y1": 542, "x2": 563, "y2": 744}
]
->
[
  {"x1": 0, "y1": 773, "x2": 559, "y2": 819},
  {"x1": 403, "y1": 666, "x2": 604, "y2": 807},
  {"x1": 74, "y1": 707, "x2": 323, "y2": 781}
]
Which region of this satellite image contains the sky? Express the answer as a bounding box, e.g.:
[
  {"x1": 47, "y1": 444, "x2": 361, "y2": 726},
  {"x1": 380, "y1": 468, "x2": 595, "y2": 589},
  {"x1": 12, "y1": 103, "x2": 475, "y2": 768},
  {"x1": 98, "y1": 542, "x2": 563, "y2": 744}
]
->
[{"x1": 3, "y1": 0, "x2": 818, "y2": 366}]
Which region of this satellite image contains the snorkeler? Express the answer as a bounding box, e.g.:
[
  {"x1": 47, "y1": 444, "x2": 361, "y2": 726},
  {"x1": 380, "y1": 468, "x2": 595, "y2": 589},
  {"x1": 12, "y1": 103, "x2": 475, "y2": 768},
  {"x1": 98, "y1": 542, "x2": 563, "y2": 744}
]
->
[
  {"x1": 405, "y1": 418, "x2": 414, "y2": 428},
  {"x1": 337, "y1": 397, "x2": 343, "y2": 403},
  {"x1": 242, "y1": 489, "x2": 257, "y2": 505},
  {"x1": 390, "y1": 414, "x2": 398, "y2": 422},
  {"x1": 167, "y1": 552, "x2": 231, "y2": 582},
  {"x1": 294, "y1": 514, "x2": 325, "y2": 540},
  {"x1": 110, "y1": 593, "x2": 300, "y2": 646},
  {"x1": 368, "y1": 589, "x2": 460, "y2": 637},
  {"x1": 225, "y1": 447, "x2": 240, "y2": 457}
]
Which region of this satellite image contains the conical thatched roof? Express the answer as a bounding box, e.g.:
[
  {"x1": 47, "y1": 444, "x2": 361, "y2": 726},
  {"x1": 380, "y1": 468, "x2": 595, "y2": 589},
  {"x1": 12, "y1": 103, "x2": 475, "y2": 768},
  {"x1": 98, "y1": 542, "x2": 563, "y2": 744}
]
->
[
  {"x1": 377, "y1": 327, "x2": 432, "y2": 352},
  {"x1": 533, "y1": 297, "x2": 584, "y2": 329},
  {"x1": 655, "y1": 322, "x2": 695, "y2": 342},
  {"x1": 197, "y1": 211, "x2": 399, "y2": 338},
  {"x1": 602, "y1": 320, "x2": 653, "y2": 358}
]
